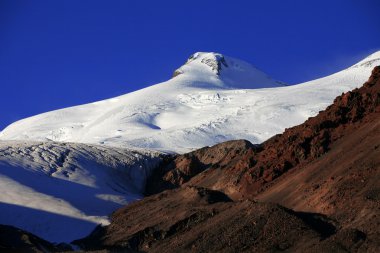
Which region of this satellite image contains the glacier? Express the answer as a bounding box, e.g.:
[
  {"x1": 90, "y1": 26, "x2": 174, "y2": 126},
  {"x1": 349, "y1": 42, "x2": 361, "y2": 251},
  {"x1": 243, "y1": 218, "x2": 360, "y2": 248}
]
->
[{"x1": 1, "y1": 52, "x2": 379, "y2": 153}]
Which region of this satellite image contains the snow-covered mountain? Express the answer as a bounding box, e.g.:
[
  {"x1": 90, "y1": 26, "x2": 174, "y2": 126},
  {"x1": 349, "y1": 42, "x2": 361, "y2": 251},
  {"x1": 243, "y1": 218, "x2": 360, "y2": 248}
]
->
[
  {"x1": 0, "y1": 141, "x2": 161, "y2": 243},
  {"x1": 0, "y1": 51, "x2": 379, "y2": 245},
  {"x1": 1, "y1": 51, "x2": 379, "y2": 153}
]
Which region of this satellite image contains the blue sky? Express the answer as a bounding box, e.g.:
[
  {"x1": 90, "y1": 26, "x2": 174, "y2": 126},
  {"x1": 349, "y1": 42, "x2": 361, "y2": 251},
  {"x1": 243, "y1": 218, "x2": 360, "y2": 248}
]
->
[{"x1": 0, "y1": 0, "x2": 379, "y2": 130}]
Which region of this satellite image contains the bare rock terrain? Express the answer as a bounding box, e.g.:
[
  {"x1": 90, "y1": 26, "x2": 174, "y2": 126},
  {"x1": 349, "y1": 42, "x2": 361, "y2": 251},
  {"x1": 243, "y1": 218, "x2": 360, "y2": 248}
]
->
[{"x1": 74, "y1": 68, "x2": 380, "y2": 252}]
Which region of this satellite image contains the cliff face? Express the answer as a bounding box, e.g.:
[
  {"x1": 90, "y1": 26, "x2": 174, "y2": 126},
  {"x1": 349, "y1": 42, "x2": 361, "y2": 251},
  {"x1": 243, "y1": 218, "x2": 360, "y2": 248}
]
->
[{"x1": 76, "y1": 67, "x2": 380, "y2": 252}]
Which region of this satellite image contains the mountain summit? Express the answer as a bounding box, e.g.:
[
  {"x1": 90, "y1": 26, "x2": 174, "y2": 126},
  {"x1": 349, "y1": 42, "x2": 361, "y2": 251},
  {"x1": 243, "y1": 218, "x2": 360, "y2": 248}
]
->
[
  {"x1": 173, "y1": 52, "x2": 229, "y2": 76},
  {"x1": 172, "y1": 52, "x2": 284, "y2": 88}
]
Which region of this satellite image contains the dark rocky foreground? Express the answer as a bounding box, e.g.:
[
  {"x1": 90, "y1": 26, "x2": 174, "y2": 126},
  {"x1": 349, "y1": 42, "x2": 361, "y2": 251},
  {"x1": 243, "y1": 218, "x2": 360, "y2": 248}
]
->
[
  {"x1": 3, "y1": 67, "x2": 380, "y2": 252},
  {"x1": 0, "y1": 224, "x2": 64, "y2": 252},
  {"x1": 73, "y1": 67, "x2": 380, "y2": 252},
  {"x1": 76, "y1": 186, "x2": 354, "y2": 252}
]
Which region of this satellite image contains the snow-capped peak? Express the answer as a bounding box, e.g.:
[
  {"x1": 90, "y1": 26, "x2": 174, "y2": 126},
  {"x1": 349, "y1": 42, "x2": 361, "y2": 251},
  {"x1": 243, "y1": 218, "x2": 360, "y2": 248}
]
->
[{"x1": 172, "y1": 52, "x2": 284, "y2": 89}]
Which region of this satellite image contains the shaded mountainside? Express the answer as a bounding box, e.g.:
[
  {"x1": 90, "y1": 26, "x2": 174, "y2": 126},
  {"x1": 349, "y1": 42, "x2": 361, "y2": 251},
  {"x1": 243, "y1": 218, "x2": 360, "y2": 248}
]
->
[
  {"x1": 75, "y1": 67, "x2": 380, "y2": 252},
  {"x1": 76, "y1": 186, "x2": 352, "y2": 253},
  {"x1": 0, "y1": 141, "x2": 163, "y2": 243},
  {"x1": 0, "y1": 225, "x2": 65, "y2": 253}
]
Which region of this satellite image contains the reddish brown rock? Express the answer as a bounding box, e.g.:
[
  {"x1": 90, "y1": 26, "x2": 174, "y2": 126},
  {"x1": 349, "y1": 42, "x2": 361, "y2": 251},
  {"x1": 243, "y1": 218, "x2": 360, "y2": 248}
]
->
[
  {"x1": 75, "y1": 186, "x2": 346, "y2": 253},
  {"x1": 76, "y1": 67, "x2": 380, "y2": 252}
]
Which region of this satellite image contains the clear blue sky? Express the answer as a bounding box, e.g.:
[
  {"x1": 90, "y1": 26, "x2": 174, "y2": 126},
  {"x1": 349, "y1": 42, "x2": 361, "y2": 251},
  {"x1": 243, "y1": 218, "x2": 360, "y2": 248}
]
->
[{"x1": 0, "y1": 0, "x2": 379, "y2": 130}]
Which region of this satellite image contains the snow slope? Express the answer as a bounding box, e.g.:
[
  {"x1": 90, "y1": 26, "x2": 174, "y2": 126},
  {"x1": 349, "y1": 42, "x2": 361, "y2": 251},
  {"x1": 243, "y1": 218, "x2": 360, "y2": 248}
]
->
[
  {"x1": 1, "y1": 51, "x2": 379, "y2": 153},
  {"x1": 0, "y1": 141, "x2": 161, "y2": 243}
]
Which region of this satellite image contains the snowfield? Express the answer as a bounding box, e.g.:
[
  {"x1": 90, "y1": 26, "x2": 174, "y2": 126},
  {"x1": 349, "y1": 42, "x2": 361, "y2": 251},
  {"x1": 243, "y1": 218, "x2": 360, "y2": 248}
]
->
[
  {"x1": 4, "y1": 51, "x2": 380, "y2": 153},
  {"x1": 0, "y1": 51, "x2": 379, "y2": 243},
  {"x1": 0, "y1": 141, "x2": 162, "y2": 242}
]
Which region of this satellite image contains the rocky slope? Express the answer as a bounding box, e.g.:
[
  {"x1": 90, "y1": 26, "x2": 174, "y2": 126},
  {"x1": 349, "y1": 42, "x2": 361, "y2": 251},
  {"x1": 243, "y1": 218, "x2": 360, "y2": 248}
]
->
[
  {"x1": 74, "y1": 66, "x2": 380, "y2": 252},
  {"x1": 256, "y1": 66, "x2": 380, "y2": 251},
  {"x1": 76, "y1": 186, "x2": 347, "y2": 253}
]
